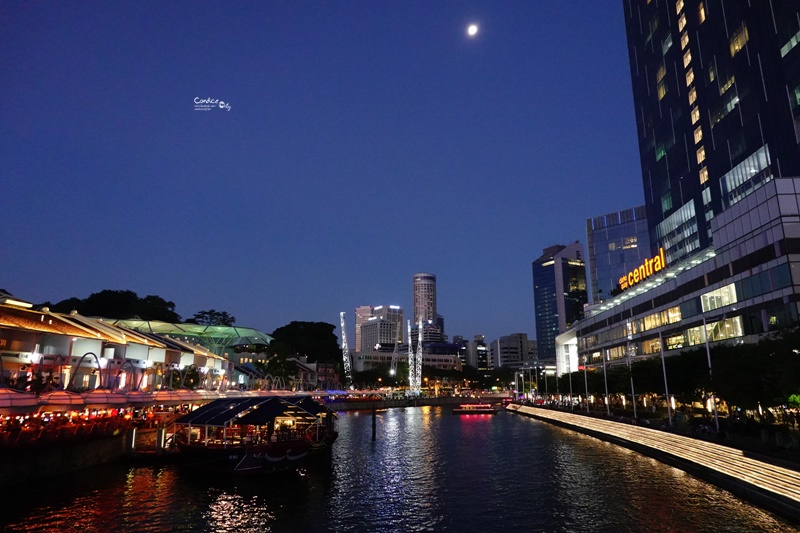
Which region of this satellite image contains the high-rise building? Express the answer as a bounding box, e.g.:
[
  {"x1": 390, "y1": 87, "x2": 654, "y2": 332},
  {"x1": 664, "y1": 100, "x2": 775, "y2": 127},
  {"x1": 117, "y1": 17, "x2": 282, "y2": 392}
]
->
[
  {"x1": 491, "y1": 333, "x2": 537, "y2": 369},
  {"x1": 624, "y1": 0, "x2": 800, "y2": 263},
  {"x1": 557, "y1": 2, "x2": 800, "y2": 373},
  {"x1": 412, "y1": 273, "x2": 437, "y2": 325},
  {"x1": 354, "y1": 305, "x2": 374, "y2": 353},
  {"x1": 586, "y1": 206, "x2": 650, "y2": 303},
  {"x1": 354, "y1": 305, "x2": 404, "y2": 352},
  {"x1": 532, "y1": 242, "x2": 588, "y2": 361}
]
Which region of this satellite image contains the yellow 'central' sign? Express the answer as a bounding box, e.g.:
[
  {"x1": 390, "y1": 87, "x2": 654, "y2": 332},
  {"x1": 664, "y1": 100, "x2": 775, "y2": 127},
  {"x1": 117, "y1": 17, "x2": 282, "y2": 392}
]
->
[{"x1": 619, "y1": 248, "x2": 666, "y2": 291}]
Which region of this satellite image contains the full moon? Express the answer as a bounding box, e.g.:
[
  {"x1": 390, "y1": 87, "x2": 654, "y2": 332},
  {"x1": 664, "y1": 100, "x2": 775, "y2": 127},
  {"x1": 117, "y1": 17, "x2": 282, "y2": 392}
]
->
[{"x1": 467, "y1": 24, "x2": 478, "y2": 37}]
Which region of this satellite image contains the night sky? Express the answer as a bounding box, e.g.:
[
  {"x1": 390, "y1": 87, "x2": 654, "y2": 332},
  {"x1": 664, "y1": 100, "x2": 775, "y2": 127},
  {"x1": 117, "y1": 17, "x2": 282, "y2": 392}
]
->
[{"x1": 2, "y1": 1, "x2": 644, "y2": 344}]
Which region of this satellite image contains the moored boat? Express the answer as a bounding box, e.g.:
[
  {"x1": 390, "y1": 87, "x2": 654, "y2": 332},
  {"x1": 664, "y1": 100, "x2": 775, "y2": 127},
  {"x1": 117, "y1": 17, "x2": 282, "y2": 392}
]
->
[
  {"x1": 173, "y1": 394, "x2": 337, "y2": 473},
  {"x1": 452, "y1": 403, "x2": 499, "y2": 414}
]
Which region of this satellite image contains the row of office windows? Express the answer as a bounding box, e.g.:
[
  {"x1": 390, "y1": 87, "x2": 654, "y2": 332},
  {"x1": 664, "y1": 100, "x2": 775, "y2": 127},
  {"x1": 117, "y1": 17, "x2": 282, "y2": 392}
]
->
[
  {"x1": 584, "y1": 315, "x2": 743, "y2": 364},
  {"x1": 586, "y1": 296, "x2": 800, "y2": 365},
  {"x1": 579, "y1": 260, "x2": 793, "y2": 353},
  {"x1": 578, "y1": 238, "x2": 788, "y2": 339}
]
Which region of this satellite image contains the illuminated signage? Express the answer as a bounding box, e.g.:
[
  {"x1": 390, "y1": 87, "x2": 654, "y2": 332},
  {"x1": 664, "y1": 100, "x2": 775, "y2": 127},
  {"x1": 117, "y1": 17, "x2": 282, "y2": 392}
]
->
[{"x1": 619, "y1": 248, "x2": 666, "y2": 291}]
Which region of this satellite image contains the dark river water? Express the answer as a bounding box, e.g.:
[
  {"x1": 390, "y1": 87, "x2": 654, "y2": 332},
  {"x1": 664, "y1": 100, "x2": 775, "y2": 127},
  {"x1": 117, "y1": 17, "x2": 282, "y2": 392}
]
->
[{"x1": 1, "y1": 406, "x2": 798, "y2": 532}]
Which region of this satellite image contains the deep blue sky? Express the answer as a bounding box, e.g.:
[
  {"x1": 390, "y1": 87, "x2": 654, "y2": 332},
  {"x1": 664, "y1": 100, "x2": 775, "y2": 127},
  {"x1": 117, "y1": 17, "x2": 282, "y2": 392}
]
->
[{"x1": 2, "y1": 1, "x2": 643, "y2": 344}]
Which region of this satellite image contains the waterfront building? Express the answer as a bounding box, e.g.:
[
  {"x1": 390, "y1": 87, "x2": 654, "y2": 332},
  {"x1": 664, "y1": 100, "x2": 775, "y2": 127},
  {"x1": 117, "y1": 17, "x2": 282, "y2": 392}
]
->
[
  {"x1": 556, "y1": 1, "x2": 800, "y2": 373},
  {"x1": 532, "y1": 242, "x2": 589, "y2": 361},
  {"x1": 353, "y1": 345, "x2": 460, "y2": 373},
  {"x1": 353, "y1": 305, "x2": 373, "y2": 353},
  {"x1": 491, "y1": 333, "x2": 537, "y2": 369},
  {"x1": 586, "y1": 206, "x2": 650, "y2": 303},
  {"x1": 0, "y1": 296, "x2": 285, "y2": 404}
]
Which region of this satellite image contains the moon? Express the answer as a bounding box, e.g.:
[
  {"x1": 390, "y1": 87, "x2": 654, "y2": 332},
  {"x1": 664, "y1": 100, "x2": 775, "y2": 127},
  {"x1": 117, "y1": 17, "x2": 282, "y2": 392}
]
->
[{"x1": 467, "y1": 24, "x2": 478, "y2": 37}]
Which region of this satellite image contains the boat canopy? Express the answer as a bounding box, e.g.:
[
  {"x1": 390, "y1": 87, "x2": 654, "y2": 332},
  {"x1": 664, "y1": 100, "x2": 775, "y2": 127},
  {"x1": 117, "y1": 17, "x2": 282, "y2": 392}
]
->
[{"x1": 176, "y1": 396, "x2": 324, "y2": 427}]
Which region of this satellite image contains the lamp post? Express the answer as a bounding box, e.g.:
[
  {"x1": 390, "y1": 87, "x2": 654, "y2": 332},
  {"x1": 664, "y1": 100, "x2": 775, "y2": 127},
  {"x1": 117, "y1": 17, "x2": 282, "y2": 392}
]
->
[
  {"x1": 543, "y1": 367, "x2": 548, "y2": 398},
  {"x1": 627, "y1": 343, "x2": 637, "y2": 420},
  {"x1": 567, "y1": 348, "x2": 574, "y2": 410},
  {"x1": 602, "y1": 349, "x2": 610, "y2": 416},
  {"x1": 702, "y1": 316, "x2": 720, "y2": 432},
  {"x1": 659, "y1": 332, "x2": 673, "y2": 427},
  {"x1": 583, "y1": 355, "x2": 590, "y2": 413}
]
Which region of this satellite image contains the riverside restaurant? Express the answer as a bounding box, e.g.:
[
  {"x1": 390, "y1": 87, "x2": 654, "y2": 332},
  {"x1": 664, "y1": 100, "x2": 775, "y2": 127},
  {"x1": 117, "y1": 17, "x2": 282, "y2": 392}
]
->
[{"x1": 0, "y1": 295, "x2": 293, "y2": 448}]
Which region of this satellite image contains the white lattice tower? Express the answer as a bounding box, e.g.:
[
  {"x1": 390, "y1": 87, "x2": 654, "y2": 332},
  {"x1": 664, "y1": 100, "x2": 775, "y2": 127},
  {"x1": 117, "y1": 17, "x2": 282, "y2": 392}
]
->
[
  {"x1": 407, "y1": 320, "x2": 415, "y2": 391},
  {"x1": 414, "y1": 318, "x2": 424, "y2": 393},
  {"x1": 340, "y1": 312, "x2": 352, "y2": 386}
]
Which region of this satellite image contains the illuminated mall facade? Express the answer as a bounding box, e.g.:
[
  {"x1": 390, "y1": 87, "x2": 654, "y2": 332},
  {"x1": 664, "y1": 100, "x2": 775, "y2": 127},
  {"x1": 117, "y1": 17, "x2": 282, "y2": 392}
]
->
[
  {"x1": 558, "y1": 178, "x2": 800, "y2": 374},
  {"x1": 556, "y1": 1, "x2": 800, "y2": 375}
]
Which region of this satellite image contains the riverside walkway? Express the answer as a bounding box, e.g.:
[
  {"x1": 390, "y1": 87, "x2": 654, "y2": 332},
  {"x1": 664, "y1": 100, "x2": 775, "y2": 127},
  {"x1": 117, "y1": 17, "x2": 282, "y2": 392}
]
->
[{"x1": 507, "y1": 403, "x2": 800, "y2": 522}]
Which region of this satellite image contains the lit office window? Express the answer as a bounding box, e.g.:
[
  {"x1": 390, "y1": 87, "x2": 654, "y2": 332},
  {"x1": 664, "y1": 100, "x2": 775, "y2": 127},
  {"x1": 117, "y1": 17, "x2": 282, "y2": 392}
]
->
[
  {"x1": 720, "y1": 75, "x2": 735, "y2": 95},
  {"x1": 691, "y1": 106, "x2": 700, "y2": 124},
  {"x1": 694, "y1": 126, "x2": 703, "y2": 144},
  {"x1": 658, "y1": 80, "x2": 667, "y2": 100},
  {"x1": 688, "y1": 87, "x2": 697, "y2": 105},
  {"x1": 685, "y1": 68, "x2": 694, "y2": 87},
  {"x1": 699, "y1": 166, "x2": 709, "y2": 184},
  {"x1": 730, "y1": 24, "x2": 749, "y2": 57},
  {"x1": 657, "y1": 63, "x2": 666, "y2": 82},
  {"x1": 662, "y1": 34, "x2": 673, "y2": 55},
  {"x1": 681, "y1": 32, "x2": 689, "y2": 50},
  {"x1": 683, "y1": 49, "x2": 692, "y2": 68},
  {"x1": 701, "y1": 284, "x2": 738, "y2": 312},
  {"x1": 696, "y1": 145, "x2": 706, "y2": 164},
  {"x1": 678, "y1": 13, "x2": 687, "y2": 32},
  {"x1": 675, "y1": 0, "x2": 684, "y2": 14},
  {"x1": 698, "y1": 2, "x2": 706, "y2": 23}
]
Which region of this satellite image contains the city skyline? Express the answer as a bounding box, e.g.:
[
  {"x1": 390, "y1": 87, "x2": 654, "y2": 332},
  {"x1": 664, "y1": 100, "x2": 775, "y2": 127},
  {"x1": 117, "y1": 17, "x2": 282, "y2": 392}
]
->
[{"x1": 2, "y1": 2, "x2": 644, "y2": 344}]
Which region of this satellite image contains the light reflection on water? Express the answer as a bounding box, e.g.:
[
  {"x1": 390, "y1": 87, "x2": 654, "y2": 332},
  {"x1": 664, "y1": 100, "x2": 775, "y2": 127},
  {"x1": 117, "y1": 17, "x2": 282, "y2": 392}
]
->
[{"x1": 1, "y1": 406, "x2": 798, "y2": 532}]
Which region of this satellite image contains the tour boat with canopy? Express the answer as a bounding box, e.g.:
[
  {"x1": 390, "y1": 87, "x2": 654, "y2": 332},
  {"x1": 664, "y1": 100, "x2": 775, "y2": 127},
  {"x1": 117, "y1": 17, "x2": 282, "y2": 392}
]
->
[{"x1": 174, "y1": 394, "x2": 337, "y2": 473}]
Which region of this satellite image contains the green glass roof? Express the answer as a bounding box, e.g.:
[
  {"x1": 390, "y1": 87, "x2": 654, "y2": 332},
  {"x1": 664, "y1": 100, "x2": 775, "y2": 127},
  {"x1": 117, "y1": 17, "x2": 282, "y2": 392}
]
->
[{"x1": 107, "y1": 319, "x2": 273, "y2": 356}]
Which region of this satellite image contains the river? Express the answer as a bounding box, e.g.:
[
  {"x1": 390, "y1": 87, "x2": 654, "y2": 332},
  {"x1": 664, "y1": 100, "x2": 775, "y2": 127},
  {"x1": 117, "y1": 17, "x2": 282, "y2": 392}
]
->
[{"x1": 1, "y1": 406, "x2": 797, "y2": 532}]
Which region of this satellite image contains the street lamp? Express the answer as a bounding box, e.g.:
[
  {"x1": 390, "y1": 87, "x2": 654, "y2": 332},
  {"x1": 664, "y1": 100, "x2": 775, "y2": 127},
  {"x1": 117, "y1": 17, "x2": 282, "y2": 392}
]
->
[
  {"x1": 627, "y1": 342, "x2": 637, "y2": 420},
  {"x1": 567, "y1": 349, "x2": 574, "y2": 410},
  {"x1": 602, "y1": 349, "x2": 610, "y2": 416},
  {"x1": 583, "y1": 355, "x2": 590, "y2": 413},
  {"x1": 702, "y1": 316, "x2": 720, "y2": 432},
  {"x1": 658, "y1": 332, "x2": 673, "y2": 427}
]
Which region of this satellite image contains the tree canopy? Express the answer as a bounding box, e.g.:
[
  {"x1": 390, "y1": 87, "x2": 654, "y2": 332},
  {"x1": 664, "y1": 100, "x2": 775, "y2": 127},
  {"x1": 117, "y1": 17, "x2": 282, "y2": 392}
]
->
[
  {"x1": 43, "y1": 290, "x2": 181, "y2": 323},
  {"x1": 270, "y1": 321, "x2": 341, "y2": 364},
  {"x1": 187, "y1": 309, "x2": 236, "y2": 326}
]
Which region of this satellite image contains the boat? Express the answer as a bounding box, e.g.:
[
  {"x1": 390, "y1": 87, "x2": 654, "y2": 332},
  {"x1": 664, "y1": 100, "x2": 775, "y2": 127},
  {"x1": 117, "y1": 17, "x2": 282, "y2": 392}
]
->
[
  {"x1": 173, "y1": 394, "x2": 337, "y2": 473},
  {"x1": 452, "y1": 403, "x2": 499, "y2": 414}
]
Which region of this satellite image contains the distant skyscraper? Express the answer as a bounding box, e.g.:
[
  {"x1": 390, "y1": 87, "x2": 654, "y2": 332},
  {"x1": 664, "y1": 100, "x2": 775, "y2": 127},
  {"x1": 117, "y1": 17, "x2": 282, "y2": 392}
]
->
[
  {"x1": 491, "y1": 333, "x2": 537, "y2": 369},
  {"x1": 413, "y1": 272, "x2": 437, "y2": 324},
  {"x1": 355, "y1": 305, "x2": 404, "y2": 352},
  {"x1": 624, "y1": 0, "x2": 800, "y2": 263},
  {"x1": 586, "y1": 206, "x2": 650, "y2": 303},
  {"x1": 354, "y1": 305, "x2": 374, "y2": 353},
  {"x1": 532, "y1": 242, "x2": 588, "y2": 361}
]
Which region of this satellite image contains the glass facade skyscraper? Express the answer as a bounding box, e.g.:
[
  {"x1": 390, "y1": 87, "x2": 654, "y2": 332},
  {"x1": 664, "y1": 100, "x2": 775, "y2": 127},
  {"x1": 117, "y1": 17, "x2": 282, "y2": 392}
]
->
[
  {"x1": 624, "y1": 0, "x2": 800, "y2": 264},
  {"x1": 558, "y1": 1, "x2": 800, "y2": 371},
  {"x1": 586, "y1": 206, "x2": 650, "y2": 303},
  {"x1": 532, "y1": 243, "x2": 588, "y2": 361}
]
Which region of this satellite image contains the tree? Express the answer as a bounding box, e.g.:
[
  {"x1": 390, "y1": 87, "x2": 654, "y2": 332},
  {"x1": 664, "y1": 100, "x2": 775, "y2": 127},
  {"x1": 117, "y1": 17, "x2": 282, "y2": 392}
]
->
[
  {"x1": 189, "y1": 309, "x2": 236, "y2": 326},
  {"x1": 45, "y1": 290, "x2": 181, "y2": 322},
  {"x1": 270, "y1": 321, "x2": 341, "y2": 364}
]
